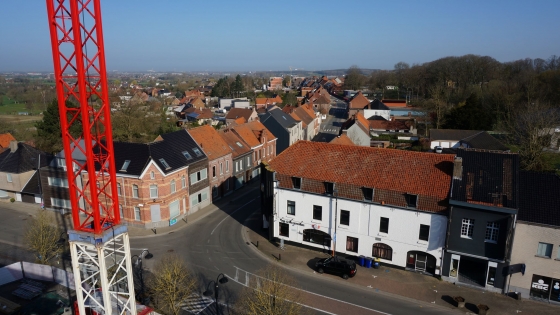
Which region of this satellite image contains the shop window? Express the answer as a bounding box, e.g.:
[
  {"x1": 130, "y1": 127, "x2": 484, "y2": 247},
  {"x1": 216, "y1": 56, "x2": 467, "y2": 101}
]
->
[
  {"x1": 346, "y1": 236, "x2": 358, "y2": 252},
  {"x1": 303, "y1": 229, "x2": 331, "y2": 246},
  {"x1": 372, "y1": 243, "x2": 392, "y2": 261},
  {"x1": 279, "y1": 223, "x2": 289, "y2": 237}
]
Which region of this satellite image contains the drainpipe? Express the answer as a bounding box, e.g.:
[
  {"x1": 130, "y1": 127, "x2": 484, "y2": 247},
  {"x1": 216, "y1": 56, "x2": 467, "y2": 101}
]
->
[{"x1": 332, "y1": 189, "x2": 338, "y2": 257}]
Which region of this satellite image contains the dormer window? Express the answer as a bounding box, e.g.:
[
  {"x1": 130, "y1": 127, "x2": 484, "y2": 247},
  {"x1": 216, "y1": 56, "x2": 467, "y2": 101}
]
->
[
  {"x1": 405, "y1": 193, "x2": 418, "y2": 208},
  {"x1": 193, "y1": 148, "x2": 202, "y2": 157},
  {"x1": 236, "y1": 141, "x2": 243, "y2": 147},
  {"x1": 362, "y1": 187, "x2": 374, "y2": 201},
  {"x1": 324, "y1": 182, "x2": 335, "y2": 195},
  {"x1": 120, "y1": 160, "x2": 131, "y2": 172},
  {"x1": 159, "y1": 158, "x2": 171, "y2": 170},
  {"x1": 292, "y1": 177, "x2": 301, "y2": 189},
  {"x1": 182, "y1": 151, "x2": 192, "y2": 160}
]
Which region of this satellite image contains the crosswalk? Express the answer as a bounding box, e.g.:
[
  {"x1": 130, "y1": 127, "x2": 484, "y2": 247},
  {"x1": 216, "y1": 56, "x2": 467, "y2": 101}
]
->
[
  {"x1": 181, "y1": 293, "x2": 214, "y2": 314},
  {"x1": 321, "y1": 128, "x2": 338, "y2": 133}
]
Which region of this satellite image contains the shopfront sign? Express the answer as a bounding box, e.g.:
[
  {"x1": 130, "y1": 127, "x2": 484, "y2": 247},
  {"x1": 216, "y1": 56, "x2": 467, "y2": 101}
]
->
[{"x1": 530, "y1": 274, "x2": 553, "y2": 300}]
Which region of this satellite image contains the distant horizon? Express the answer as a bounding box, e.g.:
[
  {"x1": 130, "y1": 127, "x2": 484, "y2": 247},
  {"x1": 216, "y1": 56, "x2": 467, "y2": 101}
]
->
[{"x1": 1, "y1": 0, "x2": 559, "y2": 72}]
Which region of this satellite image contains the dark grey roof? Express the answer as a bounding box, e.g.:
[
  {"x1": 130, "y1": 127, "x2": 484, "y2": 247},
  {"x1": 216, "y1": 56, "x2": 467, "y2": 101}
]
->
[
  {"x1": 0, "y1": 143, "x2": 51, "y2": 174},
  {"x1": 518, "y1": 171, "x2": 560, "y2": 226},
  {"x1": 451, "y1": 149, "x2": 519, "y2": 209},
  {"x1": 112, "y1": 142, "x2": 151, "y2": 176},
  {"x1": 259, "y1": 108, "x2": 299, "y2": 129},
  {"x1": 461, "y1": 132, "x2": 509, "y2": 151},
  {"x1": 430, "y1": 129, "x2": 481, "y2": 141},
  {"x1": 369, "y1": 99, "x2": 390, "y2": 110}
]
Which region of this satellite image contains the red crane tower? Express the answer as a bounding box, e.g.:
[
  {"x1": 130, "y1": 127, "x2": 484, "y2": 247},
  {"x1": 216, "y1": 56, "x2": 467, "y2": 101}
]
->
[{"x1": 46, "y1": 0, "x2": 136, "y2": 313}]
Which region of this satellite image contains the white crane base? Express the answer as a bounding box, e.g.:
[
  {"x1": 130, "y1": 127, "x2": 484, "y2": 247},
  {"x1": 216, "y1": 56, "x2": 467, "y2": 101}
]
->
[{"x1": 69, "y1": 227, "x2": 137, "y2": 315}]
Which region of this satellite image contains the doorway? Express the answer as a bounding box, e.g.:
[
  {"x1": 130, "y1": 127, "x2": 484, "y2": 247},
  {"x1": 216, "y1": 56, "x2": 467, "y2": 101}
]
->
[{"x1": 406, "y1": 251, "x2": 437, "y2": 274}]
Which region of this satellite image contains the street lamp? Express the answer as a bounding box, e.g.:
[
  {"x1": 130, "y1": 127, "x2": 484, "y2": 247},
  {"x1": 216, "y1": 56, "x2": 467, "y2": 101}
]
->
[{"x1": 203, "y1": 273, "x2": 228, "y2": 315}]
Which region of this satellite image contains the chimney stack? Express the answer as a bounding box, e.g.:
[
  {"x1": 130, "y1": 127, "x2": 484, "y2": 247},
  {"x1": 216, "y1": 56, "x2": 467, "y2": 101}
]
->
[
  {"x1": 453, "y1": 157, "x2": 463, "y2": 180},
  {"x1": 9, "y1": 140, "x2": 18, "y2": 152}
]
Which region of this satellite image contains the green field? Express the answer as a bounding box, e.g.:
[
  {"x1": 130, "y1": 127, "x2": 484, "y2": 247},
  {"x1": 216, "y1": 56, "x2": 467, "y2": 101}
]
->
[{"x1": 0, "y1": 96, "x2": 42, "y2": 115}]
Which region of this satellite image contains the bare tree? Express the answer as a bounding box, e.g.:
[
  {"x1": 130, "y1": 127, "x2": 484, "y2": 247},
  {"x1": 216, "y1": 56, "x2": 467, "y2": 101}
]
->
[
  {"x1": 24, "y1": 210, "x2": 63, "y2": 265},
  {"x1": 146, "y1": 253, "x2": 197, "y2": 315},
  {"x1": 235, "y1": 264, "x2": 306, "y2": 315},
  {"x1": 427, "y1": 83, "x2": 448, "y2": 129}
]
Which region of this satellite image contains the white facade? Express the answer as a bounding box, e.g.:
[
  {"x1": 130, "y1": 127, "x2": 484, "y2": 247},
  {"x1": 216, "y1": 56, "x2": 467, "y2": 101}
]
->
[
  {"x1": 273, "y1": 188, "x2": 447, "y2": 274},
  {"x1": 363, "y1": 109, "x2": 391, "y2": 121},
  {"x1": 430, "y1": 140, "x2": 465, "y2": 149}
]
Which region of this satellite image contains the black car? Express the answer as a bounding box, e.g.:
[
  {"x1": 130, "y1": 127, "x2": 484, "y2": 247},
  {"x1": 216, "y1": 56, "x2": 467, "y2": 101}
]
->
[{"x1": 315, "y1": 256, "x2": 357, "y2": 279}]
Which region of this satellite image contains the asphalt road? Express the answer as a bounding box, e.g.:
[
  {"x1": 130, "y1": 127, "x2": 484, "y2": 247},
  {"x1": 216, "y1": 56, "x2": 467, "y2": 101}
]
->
[
  {"x1": 130, "y1": 190, "x2": 456, "y2": 315},
  {"x1": 313, "y1": 98, "x2": 348, "y2": 143}
]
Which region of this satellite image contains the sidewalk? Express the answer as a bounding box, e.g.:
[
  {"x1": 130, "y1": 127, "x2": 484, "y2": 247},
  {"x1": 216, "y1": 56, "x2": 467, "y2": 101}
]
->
[{"x1": 243, "y1": 216, "x2": 559, "y2": 315}]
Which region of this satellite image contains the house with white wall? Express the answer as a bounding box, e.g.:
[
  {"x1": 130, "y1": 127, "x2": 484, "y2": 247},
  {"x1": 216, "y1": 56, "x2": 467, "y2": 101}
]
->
[{"x1": 261, "y1": 141, "x2": 454, "y2": 275}]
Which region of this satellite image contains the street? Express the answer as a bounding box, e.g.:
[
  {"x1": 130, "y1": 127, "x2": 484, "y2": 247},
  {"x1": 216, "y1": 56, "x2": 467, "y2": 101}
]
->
[{"x1": 312, "y1": 96, "x2": 348, "y2": 143}]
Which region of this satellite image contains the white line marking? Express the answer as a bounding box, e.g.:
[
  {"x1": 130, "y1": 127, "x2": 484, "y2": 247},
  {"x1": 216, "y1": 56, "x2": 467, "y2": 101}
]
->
[{"x1": 210, "y1": 197, "x2": 258, "y2": 235}]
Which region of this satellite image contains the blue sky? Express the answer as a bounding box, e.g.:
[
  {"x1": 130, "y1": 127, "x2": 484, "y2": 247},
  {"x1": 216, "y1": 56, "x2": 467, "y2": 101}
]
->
[{"x1": 1, "y1": 0, "x2": 559, "y2": 72}]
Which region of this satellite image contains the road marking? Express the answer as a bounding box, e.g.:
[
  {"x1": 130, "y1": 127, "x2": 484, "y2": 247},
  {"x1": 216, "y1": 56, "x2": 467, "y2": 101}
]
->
[
  {"x1": 210, "y1": 197, "x2": 258, "y2": 235},
  {"x1": 228, "y1": 266, "x2": 393, "y2": 315}
]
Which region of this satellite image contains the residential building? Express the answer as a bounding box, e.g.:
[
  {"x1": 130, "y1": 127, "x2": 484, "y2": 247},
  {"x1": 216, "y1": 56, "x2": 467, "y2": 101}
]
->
[
  {"x1": 329, "y1": 134, "x2": 355, "y2": 146},
  {"x1": 282, "y1": 104, "x2": 319, "y2": 141},
  {"x1": 369, "y1": 117, "x2": 416, "y2": 135},
  {"x1": 0, "y1": 133, "x2": 16, "y2": 151},
  {"x1": 0, "y1": 141, "x2": 50, "y2": 203},
  {"x1": 509, "y1": 171, "x2": 560, "y2": 301},
  {"x1": 225, "y1": 108, "x2": 258, "y2": 126},
  {"x1": 441, "y1": 149, "x2": 519, "y2": 292},
  {"x1": 430, "y1": 129, "x2": 509, "y2": 151},
  {"x1": 348, "y1": 91, "x2": 370, "y2": 116},
  {"x1": 363, "y1": 99, "x2": 391, "y2": 120},
  {"x1": 189, "y1": 125, "x2": 233, "y2": 201},
  {"x1": 218, "y1": 97, "x2": 249, "y2": 110},
  {"x1": 231, "y1": 121, "x2": 277, "y2": 181},
  {"x1": 219, "y1": 129, "x2": 252, "y2": 190},
  {"x1": 255, "y1": 95, "x2": 282, "y2": 110},
  {"x1": 268, "y1": 77, "x2": 283, "y2": 90},
  {"x1": 261, "y1": 141, "x2": 455, "y2": 275},
  {"x1": 340, "y1": 112, "x2": 371, "y2": 146},
  {"x1": 258, "y1": 108, "x2": 303, "y2": 155}
]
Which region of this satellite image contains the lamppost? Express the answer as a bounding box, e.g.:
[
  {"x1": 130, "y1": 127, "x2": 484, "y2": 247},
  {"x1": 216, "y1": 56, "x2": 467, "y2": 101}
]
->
[
  {"x1": 203, "y1": 273, "x2": 228, "y2": 315},
  {"x1": 132, "y1": 250, "x2": 153, "y2": 305}
]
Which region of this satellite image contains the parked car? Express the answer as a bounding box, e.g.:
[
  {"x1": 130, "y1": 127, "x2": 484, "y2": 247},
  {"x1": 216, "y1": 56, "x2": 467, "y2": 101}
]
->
[
  {"x1": 434, "y1": 146, "x2": 443, "y2": 153},
  {"x1": 315, "y1": 256, "x2": 357, "y2": 279}
]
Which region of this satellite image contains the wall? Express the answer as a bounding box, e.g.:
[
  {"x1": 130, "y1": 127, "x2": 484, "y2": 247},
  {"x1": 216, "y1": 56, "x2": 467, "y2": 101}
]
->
[
  {"x1": 273, "y1": 188, "x2": 447, "y2": 273},
  {"x1": 39, "y1": 167, "x2": 71, "y2": 210},
  {"x1": 347, "y1": 124, "x2": 371, "y2": 146},
  {"x1": 509, "y1": 222, "x2": 560, "y2": 298},
  {"x1": 0, "y1": 170, "x2": 34, "y2": 198},
  {"x1": 208, "y1": 153, "x2": 233, "y2": 201}
]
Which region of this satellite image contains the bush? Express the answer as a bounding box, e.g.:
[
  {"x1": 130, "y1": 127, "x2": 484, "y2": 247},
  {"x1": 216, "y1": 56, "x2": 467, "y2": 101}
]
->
[{"x1": 10, "y1": 198, "x2": 15, "y2": 203}]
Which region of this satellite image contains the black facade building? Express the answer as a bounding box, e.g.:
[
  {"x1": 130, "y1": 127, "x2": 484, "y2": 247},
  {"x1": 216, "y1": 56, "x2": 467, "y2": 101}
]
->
[{"x1": 441, "y1": 149, "x2": 519, "y2": 292}]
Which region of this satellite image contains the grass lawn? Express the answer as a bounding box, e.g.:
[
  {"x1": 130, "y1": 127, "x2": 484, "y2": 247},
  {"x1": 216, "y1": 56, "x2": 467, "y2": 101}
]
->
[{"x1": 0, "y1": 96, "x2": 42, "y2": 115}]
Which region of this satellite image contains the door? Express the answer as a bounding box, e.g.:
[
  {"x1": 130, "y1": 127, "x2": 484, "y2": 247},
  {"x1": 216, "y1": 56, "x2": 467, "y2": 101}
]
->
[
  {"x1": 150, "y1": 204, "x2": 161, "y2": 223},
  {"x1": 169, "y1": 200, "x2": 180, "y2": 219},
  {"x1": 415, "y1": 253, "x2": 427, "y2": 272},
  {"x1": 407, "y1": 253, "x2": 416, "y2": 266},
  {"x1": 450, "y1": 258, "x2": 460, "y2": 278}
]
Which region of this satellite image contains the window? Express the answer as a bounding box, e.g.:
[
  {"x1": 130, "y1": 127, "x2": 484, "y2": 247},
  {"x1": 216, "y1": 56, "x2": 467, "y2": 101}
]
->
[
  {"x1": 193, "y1": 147, "x2": 202, "y2": 157},
  {"x1": 340, "y1": 210, "x2": 350, "y2": 226},
  {"x1": 419, "y1": 224, "x2": 430, "y2": 241},
  {"x1": 226, "y1": 161, "x2": 229, "y2": 172},
  {"x1": 239, "y1": 160, "x2": 243, "y2": 171},
  {"x1": 170, "y1": 180, "x2": 176, "y2": 193},
  {"x1": 220, "y1": 163, "x2": 223, "y2": 174},
  {"x1": 537, "y1": 242, "x2": 553, "y2": 258},
  {"x1": 150, "y1": 171, "x2": 155, "y2": 179},
  {"x1": 372, "y1": 243, "x2": 393, "y2": 261},
  {"x1": 287, "y1": 200, "x2": 295, "y2": 215},
  {"x1": 313, "y1": 205, "x2": 322, "y2": 221},
  {"x1": 324, "y1": 182, "x2": 334, "y2": 195},
  {"x1": 191, "y1": 192, "x2": 208, "y2": 206},
  {"x1": 48, "y1": 177, "x2": 69, "y2": 188},
  {"x1": 190, "y1": 169, "x2": 208, "y2": 184},
  {"x1": 405, "y1": 194, "x2": 418, "y2": 208},
  {"x1": 279, "y1": 223, "x2": 289, "y2": 237},
  {"x1": 303, "y1": 229, "x2": 331, "y2": 246},
  {"x1": 292, "y1": 177, "x2": 301, "y2": 189},
  {"x1": 182, "y1": 151, "x2": 192, "y2": 160},
  {"x1": 461, "y1": 218, "x2": 474, "y2": 238},
  {"x1": 485, "y1": 222, "x2": 500, "y2": 243},
  {"x1": 132, "y1": 185, "x2": 139, "y2": 198},
  {"x1": 134, "y1": 207, "x2": 141, "y2": 221},
  {"x1": 119, "y1": 205, "x2": 124, "y2": 218},
  {"x1": 362, "y1": 187, "x2": 373, "y2": 201},
  {"x1": 51, "y1": 198, "x2": 71, "y2": 208},
  {"x1": 159, "y1": 158, "x2": 171, "y2": 170},
  {"x1": 182, "y1": 175, "x2": 186, "y2": 188},
  {"x1": 346, "y1": 236, "x2": 358, "y2": 252},
  {"x1": 117, "y1": 183, "x2": 122, "y2": 196},
  {"x1": 236, "y1": 141, "x2": 243, "y2": 147},
  {"x1": 149, "y1": 184, "x2": 158, "y2": 198},
  {"x1": 213, "y1": 166, "x2": 216, "y2": 178},
  {"x1": 6, "y1": 174, "x2": 13, "y2": 183},
  {"x1": 380, "y1": 217, "x2": 389, "y2": 234},
  {"x1": 246, "y1": 156, "x2": 250, "y2": 167}
]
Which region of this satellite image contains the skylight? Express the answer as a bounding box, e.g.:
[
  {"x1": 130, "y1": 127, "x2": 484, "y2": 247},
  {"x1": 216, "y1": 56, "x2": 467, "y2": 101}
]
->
[
  {"x1": 120, "y1": 160, "x2": 131, "y2": 172},
  {"x1": 236, "y1": 142, "x2": 243, "y2": 147},
  {"x1": 193, "y1": 148, "x2": 203, "y2": 157},
  {"x1": 182, "y1": 151, "x2": 192, "y2": 160},
  {"x1": 159, "y1": 158, "x2": 171, "y2": 170}
]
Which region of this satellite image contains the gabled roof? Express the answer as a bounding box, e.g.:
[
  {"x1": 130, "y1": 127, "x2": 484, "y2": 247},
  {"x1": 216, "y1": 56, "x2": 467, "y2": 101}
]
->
[
  {"x1": 430, "y1": 129, "x2": 508, "y2": 151},
  {"x1": 231, "y1": 121, "x2": 277, "y2": 149},
  {"x1": 349, "y1": 91, "x2": 370, "y2": 109},
  {"x1": 330, "y1": 134, "x2": 355, "y2": 146},
  {"x1": 259, "y1": 108, "x2": 299, "y2": 129},
  {"x1": 219, "y1": 129, "x2": 252, "y2": 159},
  {"x1": 267, "y1": 141, "x2": 454, "y2": 213},
  {"x1": 368, "y1": 99, "x2": 390, "y2": 110},
  {"x1": 451, "y1": 149, "x2": 519, "y2": 209},
  {"x1": 518, "y1": 171, "x2": 560, "y2": 226},
  {"x1": 0, "y1": 142, "x2": 51, "y2": 174},
  {"x1": 355, "y1": 112, "x2": 370, "y2": 134},
  {"x1": 0, "y1": 133, "x2": 16, "y2": 148},
  {"x1": 188, "y1": 125, "x2": 231, "y2": 160},
  {"x1": 430, "y1": 129, "x2": 481, "y2": 141},
  {"x1": 226, "y1": 108, "x2": 254, "y2": 121},
  {"x1": 369, "y1": 119, "x2": 413, "y2": 130}
]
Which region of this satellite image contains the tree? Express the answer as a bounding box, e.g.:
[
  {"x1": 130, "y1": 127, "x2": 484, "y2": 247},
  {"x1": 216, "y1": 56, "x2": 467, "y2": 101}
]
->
[
  {"x1": 146, "y1": 253, "x2": 197, "y2": 315},
  {"x1": 443, "y1": 93, "x2": 493, "y2": 131},
  {"x1": 281, "y1": 92, "x2": 297, "y2": 107},
  {"x1": 235, "y1": 264, "x2": 306, "y2": 315},
  {"x1": 343, "y1": 66, "x2": 365, "y2": 90},
  {"x1": 24, "y1": 210, "x2": 63, "y2": 265},
  {"x1": 282, "y1": 75, "x2": 291, "y2": 87},
  {"x1": 232, "y1": 74, "x2": 244, "y2": 96},
  {"x1": 35, "y1": 99, "x2": 82, "y2": 154}
]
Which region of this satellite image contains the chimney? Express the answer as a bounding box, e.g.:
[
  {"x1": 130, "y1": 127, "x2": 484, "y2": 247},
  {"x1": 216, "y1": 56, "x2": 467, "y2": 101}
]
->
[
  {"x1": 9, "y1": 140, "x2": 18, "y2": 152},
  {"x1": 453, "y1": 157, "x2": 463, "y2": 180}
]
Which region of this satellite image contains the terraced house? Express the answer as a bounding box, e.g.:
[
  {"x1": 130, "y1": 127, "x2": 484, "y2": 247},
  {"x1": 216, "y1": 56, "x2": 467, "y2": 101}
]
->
[{"x1": 261, "y1": 141, "x2": 454, "y2": 275}]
